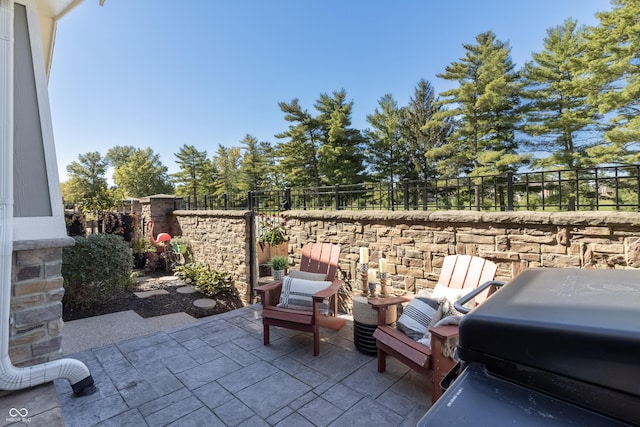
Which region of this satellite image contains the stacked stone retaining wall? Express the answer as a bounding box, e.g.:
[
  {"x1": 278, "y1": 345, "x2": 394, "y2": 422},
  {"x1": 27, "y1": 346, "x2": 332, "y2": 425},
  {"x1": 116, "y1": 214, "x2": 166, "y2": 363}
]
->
[
  {"x1": 173, "y1": 209, "x2": 640, "y2": 302},
  {"x1": 173, "y1": 210, "x2": 252, "y2": 300}
]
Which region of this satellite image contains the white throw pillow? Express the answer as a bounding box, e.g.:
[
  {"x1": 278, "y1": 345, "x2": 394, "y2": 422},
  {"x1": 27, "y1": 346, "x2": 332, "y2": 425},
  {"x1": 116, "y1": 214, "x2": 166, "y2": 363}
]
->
[
  {"x1": 432, "y1": 284, "x2": 470, "y2": 317},
  {"x1": 417, "y1": 315, "x2": 463, "y2": 348},
  {"x1": 287, "y1": 270, "x2": 327, "y2": 281},
  {"x1": 432, "y1": 283, "x2": 468, "y2": 301},
  {"x1": 277, "y1": 276, "x2": 331, "y2": 313}
]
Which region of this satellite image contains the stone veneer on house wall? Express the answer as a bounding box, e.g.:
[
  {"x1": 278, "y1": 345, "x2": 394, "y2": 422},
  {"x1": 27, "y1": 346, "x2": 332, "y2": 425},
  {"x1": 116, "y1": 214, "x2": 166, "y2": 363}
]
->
[{"x1": 9, "y1": 238, "x2": 74, "y2": 367}]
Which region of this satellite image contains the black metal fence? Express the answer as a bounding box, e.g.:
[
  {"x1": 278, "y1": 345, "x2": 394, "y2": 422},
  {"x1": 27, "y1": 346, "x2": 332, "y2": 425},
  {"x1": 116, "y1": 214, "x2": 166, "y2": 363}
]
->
[{"x1": 179, "y1": 164, "x2": 640, "y2": 214}]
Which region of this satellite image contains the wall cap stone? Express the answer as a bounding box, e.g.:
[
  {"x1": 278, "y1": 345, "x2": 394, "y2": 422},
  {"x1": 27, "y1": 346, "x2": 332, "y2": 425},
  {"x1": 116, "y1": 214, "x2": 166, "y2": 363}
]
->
[
  {"x1": 550, "y1": 211, "x2": 640, "y2": 226},
  {"x1": 174, "y1": 210, "x2": 251, "y2": 219},
  {"x1": 284, "y1": 209, "x2": 640, "y2": 227},
  {"x1": 13, "y1": 237, "x2": 75, "y2": 252},
  {"x1": 139, "y1": 194, "x2": 182, "y2": 202}
]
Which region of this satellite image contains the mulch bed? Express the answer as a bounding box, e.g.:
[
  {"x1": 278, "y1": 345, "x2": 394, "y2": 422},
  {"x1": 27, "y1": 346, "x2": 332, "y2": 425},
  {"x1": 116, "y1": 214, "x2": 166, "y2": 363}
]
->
[{"x1": 62, "y1": 271, "x2": 244, "y2": 322}]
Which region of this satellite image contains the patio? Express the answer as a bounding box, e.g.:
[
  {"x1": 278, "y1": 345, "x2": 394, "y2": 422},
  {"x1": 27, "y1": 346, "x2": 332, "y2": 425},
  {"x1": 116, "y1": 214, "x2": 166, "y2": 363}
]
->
[{"x1": 50, "y1": 305, "x2": 430, "y2": 426}]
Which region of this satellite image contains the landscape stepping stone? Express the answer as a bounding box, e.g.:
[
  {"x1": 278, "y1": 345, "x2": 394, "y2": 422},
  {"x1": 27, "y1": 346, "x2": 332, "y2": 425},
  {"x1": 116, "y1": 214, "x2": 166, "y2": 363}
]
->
[
  {"x1": 134, "y1": 289, "x2": 169, "y2": 298},
  {"x1": 193, "y1": 298, "x2": 216, "y2": 309},
  {"x1": 177, "y1": 286, "x2": 197, "y2": 294}
]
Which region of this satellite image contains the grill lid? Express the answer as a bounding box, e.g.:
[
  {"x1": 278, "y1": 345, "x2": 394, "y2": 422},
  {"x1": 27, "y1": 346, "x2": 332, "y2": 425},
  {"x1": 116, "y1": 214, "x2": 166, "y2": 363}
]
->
[{"x1": 458, "y1": 268, "x2": 640, "y2": 398}]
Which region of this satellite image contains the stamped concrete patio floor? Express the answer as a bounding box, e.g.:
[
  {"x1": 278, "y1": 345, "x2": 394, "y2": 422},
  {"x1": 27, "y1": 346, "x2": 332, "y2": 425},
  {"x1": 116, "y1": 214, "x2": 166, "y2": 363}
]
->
[{"x1": 54, "y1": 304, "x2": 431, "y2": 426}]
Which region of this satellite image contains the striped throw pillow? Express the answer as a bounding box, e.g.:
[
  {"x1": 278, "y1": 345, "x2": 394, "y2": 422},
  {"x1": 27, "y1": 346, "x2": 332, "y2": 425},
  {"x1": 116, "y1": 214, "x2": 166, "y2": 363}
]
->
[
  {"x1": 277, "y1": 276, "x2": 331, "y2": 313},
  {"x1": 396, "y1": 296, "x2": 443, "y2": 341}
]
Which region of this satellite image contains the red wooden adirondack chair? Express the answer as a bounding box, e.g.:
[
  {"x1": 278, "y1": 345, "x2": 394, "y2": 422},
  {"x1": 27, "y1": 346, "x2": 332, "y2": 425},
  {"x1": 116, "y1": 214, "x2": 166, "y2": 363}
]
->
[
  {"x1": 369, "y1": 254, "x2": 498, "y2": 403},
  {"x1": 255, "y1": 242, "x2": 346, "y2": 356}
]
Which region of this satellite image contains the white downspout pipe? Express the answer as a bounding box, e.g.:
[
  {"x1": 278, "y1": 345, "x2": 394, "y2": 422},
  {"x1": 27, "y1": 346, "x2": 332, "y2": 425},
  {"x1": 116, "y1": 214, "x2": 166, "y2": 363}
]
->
[{"x1": 0, "y1": 0, "x2": 94, "y2": 396}]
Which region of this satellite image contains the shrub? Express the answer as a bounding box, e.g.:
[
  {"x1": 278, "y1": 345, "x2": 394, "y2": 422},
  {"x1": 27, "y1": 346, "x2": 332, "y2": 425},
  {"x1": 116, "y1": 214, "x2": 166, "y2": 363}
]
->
[
  {"x1": 174, "y1": 262, "x2": 233, "y2": 297},
  {"x1": 62, "y1": 234, "x2": 134, "y2": 309}
]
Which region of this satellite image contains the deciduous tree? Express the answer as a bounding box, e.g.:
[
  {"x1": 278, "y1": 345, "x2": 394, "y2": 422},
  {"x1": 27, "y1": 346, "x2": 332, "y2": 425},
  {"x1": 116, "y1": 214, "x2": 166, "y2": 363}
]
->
[
  {"x1": 107, "y1": 146, "x2": 174, "y2": 197},
  {"x1": 65, "y1": 151, "x2": 119, "y2": 217}
]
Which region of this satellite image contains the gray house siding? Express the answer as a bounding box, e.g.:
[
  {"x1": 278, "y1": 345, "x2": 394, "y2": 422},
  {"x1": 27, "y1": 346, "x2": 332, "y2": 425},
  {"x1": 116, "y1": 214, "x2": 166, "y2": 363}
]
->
[{"x1": 13, "y1": 3, "x2": 51, "y2": 218}]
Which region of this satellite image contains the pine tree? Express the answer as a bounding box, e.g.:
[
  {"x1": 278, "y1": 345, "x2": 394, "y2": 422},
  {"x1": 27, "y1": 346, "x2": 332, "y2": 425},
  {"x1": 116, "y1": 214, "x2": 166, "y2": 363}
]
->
[
  {"x1": 402, "y1": 79, "x2": 452, "y2": 182},
  {"x1": 212, "y1": 145, "x2": 241, "y2": 196},
  {"x1": 314, "y1": 90, "x2": 366, "y2": 185},
  {"x1": 436, "y1": 31, "x2": 527, "y2": 179},
  {"x1": 275, "y1": 99, "x2": 324, "y2": 188},
  {"x1": 521, "y1": 19, "x2": 601, "y2": 170},
  {"x1": 173, "y1": 145, "x2": 208, "y2": 206},
  {"x1": 238, "y1": 134, "x2": 269, "y2": 192},
  {"x1": 259, "y1": 140, "x2": 283, "y2": 188},
  {"x1": 276, "y1": 90, "x2": 366, "y2": 188},
  {"x1": 366, "y1": 94, "x2": 405, "y2": 182},
  {"x1": 584, "y1": 0, "x2": 640, "y2": 162}
]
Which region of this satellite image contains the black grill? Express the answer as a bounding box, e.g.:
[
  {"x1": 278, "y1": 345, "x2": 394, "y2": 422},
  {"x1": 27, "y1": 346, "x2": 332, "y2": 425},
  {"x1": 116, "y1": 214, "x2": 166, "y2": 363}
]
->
[{"x1": 419, "y1": 268, "x2": 640, "y2": 426}]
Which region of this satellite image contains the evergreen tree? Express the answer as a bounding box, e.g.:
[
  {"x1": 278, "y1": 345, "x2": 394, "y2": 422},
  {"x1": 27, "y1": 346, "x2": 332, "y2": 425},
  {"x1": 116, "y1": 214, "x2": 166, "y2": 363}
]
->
[
  {"x1": 275, "y1": 99, "x2": 324, "y2": 187},
  {"x1": 198, "y1": 157, "x2": 218, "y2": 197},
  {"x1": 238, "y1": 134, "x2": 269, "y2": 192},
  {"x1": 212, "y1": 145, "x2": 242, "y2": 196},
  {"x1": 402, "y1": 79, "x2": 452, "y2": 181},
  {"x1": 276, "y1": 90, "x2": 366, "y2": 188},
  {"x1": 584, "y1": 0, "x2": 640, "y2": 162},
  {"x1": 366, "y1": 94, "x2": 406, "y2": 182},
  {"x1": 173, "y1": 145, "x2": 208, "y2": 206},
  {"x1": 314, "y1": 90, "x2": 367, "y2": 185},
  {"x1": 107, "y1": 146, "x2": 174, "y2": 197},
  {"x1": 260, "y1": 140, "x2": 283, "y2": 188},
  {"x1": 521, "y1": 19, "x2": 601, "y2": 170},
  {"x1": 436, "y1": 31, "x2": 528, "y2": 179}
]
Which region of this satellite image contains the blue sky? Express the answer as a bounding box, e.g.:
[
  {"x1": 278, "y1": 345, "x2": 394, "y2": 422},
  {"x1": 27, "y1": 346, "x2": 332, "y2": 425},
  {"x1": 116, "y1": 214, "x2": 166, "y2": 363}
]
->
[{"x1": 49, "y1": 0, "x2": 612, "y2": 182}]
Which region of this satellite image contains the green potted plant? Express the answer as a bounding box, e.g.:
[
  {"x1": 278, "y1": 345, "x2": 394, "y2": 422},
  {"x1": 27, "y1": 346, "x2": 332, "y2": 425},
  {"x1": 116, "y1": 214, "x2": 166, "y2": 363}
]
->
[
  {"x1": 264, "y1": 255, "x2": 289, "y2": 280},
  {"x1": 257, "y1": 213, "x2": 289, "y2": 250},
  {"x1": 171, "y1": 236, "x2": 189, "y2": 254},
  {"x1": 131, "y1": 237, "x2": 154, "y2": 269}
]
